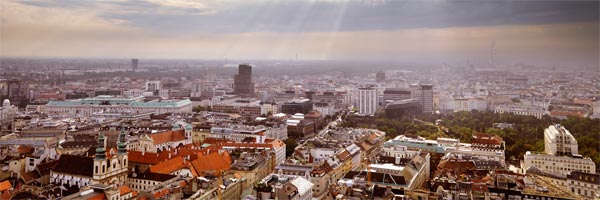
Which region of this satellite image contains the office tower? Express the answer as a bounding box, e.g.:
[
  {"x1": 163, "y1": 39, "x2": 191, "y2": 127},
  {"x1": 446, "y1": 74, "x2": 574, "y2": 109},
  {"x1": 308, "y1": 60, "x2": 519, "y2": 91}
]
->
[
  {"x1": 131, "y1": 58, "x2": 138, "y2": 71},
  {"x1": 145, "y1": 81, "x2": 161, "y2": 91},
  {"x1": 376, "y1": 71, "x2": 386, "y2": 83},
  {"x1": 358, "y1": 86, "x2": 378, "y2": 116},
  {"x1": 410, "y1": 83, "x2": 434, "y2": 114},
  {"x1": 234, "y1": 64, "x2": 255, "y2": 97}
]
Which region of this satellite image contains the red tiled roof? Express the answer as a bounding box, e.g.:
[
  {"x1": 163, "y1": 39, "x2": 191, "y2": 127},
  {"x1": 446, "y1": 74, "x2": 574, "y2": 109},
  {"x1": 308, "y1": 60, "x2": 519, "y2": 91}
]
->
[
  {"x1": 190, "y1": 152, "x2": 231, "y2": 174},
  {"x1": 149, "y1": 130, "x2": 187, "y2": 145},
  {"x1": 149, "y1": 156, "x2": 186, "y2": 174},
  {"x1": 87, "y1": 193, "x2": 106, "y2": 200},
  {"x1": 0, "y1": 180, "x2": 12, "y2": 192},
  {"x1": 118, "y1": 185, "x2": 132, "y2": 195}
]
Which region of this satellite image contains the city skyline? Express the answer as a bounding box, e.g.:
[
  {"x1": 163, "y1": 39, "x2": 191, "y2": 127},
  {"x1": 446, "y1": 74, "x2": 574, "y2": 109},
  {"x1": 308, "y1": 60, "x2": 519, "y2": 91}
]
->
[{"x1": 1, "y1": 0, "x2": 598, "y2": 67}]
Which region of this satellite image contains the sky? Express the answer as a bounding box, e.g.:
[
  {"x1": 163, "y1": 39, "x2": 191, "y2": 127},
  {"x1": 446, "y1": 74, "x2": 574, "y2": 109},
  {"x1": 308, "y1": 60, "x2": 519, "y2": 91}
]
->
[{"x1": 0, "y1": 0, "x2": 598, "y2": 66}]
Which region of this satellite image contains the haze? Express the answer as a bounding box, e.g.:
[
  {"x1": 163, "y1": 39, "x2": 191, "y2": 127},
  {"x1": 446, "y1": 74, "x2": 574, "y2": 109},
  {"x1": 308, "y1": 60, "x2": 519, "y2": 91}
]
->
[{"x1": 1, "y1": 0, "x2": 598, "y2": 67}]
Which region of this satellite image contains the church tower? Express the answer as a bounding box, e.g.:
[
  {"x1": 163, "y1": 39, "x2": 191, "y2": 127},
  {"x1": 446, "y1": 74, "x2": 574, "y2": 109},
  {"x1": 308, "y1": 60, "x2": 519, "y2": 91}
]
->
[{"x1": 93, "y1": 133, "x2": 108, "y2": 183}]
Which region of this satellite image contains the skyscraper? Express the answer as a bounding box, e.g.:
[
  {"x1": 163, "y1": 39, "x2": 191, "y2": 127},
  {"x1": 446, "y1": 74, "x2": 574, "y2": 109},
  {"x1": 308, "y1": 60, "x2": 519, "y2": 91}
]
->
[
  {"x1": 131, "y1": 58, "x2": 138, "y2": 71},
  {"x1": 410, "y1": 83, "x2": 433, "y2": 114},
  {"x1": 376, "y1": 71, "x2": 386, "y2": 83},
  {"x1": 234, "y1": 64, "x2": 255, "y2": 97},
  {"x1": 358, "y1": 85, "x2": 378, "y2": 116}
]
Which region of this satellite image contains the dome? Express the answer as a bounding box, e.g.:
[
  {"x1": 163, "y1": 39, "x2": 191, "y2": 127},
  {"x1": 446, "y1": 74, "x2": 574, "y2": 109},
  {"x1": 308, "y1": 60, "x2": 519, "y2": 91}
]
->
[{"x1": 2, "y1": 99, "x2": 9, "y2": 107}]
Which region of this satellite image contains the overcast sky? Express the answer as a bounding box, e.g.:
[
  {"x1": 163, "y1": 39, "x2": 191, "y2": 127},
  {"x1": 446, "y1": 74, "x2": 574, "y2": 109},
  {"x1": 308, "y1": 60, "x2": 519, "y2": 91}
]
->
[{"x1": 1, "y1": 0, "x2": 598, "y2": 66}]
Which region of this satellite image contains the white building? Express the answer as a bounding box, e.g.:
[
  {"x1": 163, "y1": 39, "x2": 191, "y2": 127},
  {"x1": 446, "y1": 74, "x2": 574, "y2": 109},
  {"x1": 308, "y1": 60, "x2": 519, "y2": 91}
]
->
[
  {"x1": 494, "y1": 104, "x2": 546, "y2": 119},
  {"x1": 313, "y1": 102, "x2": 335, "y2": 116},
  {"x1": 358, "y1": 86, "x2": 377, "y2": 116},
  {"x1": 567, "y1": 171, "x2": 599, "y2": 200},
  {"x1": 1, "y1": 99, "x2": 17, "y2": 131},
  {"x1": 523, "y1": 124, "x2": 596, "y2": 176},
  {"x1": 523, "y1": 151, "x2": 596, "y2": 176},
  {"x1": 46, "y1": 96, "x2": 192, "y2": 117},
  {"x1": 145, "y1": 81, "x2": 161, "y2": 91},
  {"x1": 544, "y1": 124, "x2": 578, "y2": 156}
]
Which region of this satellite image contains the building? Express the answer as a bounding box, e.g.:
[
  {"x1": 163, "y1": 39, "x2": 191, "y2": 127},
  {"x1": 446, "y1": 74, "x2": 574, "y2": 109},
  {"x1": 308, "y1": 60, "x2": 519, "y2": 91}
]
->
[
  {"x1": 211, "y1": 98, "x2": 262, "y2": 118},
  {"x1": 234, "y1": 64, "x2": 255, "y2": 97},
  {"x1": 1, "y1": 99, "x2": 17, "y2": 131},
  {"x1": 523, "y1": 152, "x2": 596, "y2": 176},
  {"x1": 50, "y1": 131, "x2": 129, "y2": 187},
  {"x1": 46, "y1": 95, "x2": 192, "y2": 117},
  {"x1": 382, "y1": 88, "x2": 411, "y2": 103},
  {"x1": 313, "y1": 102, "x2": 335, "y2": 117},
  {"x1": 358, "y1": 86, "x2": 378, "y2": 116},
  {"x1": 376, "y1": 71, "x2": 386, "y2": 83},
  {"x1": 256, "y1": 174, "x2": 314, "y2": 200},
  {"x1": 523, "y1": 124, "x2": 596, "y2": 176},
  {"x1": 544, "y1": 124, "x2": 578, "y2": 156},
  {"x1": 145, "y1": 81, "x2": 161, "y2": 91},
  {"x1": 129, "y1": 129, "x2": 191, "y2": 153},
  {"x1": 384, "y1": 99, "x2": 421, "y2": 118},
  {"x1": 439, "y1": 97, "x2": 489, "y2": 113},
  {"x1": 410, "y1": 83, "x2": 434, "y2": 114},
  {"x1": 131, "y1": 58, "x2": 138, "y2": 71},
  {"x1": 281, "y1": 99, "x2": 313, "y2": 115},
  {"x1": 567, "y1": 171, "x2": 599, "y2": 199},
  {"x1": 494, "y1": 104, "x2": 546, "y2": 119}
]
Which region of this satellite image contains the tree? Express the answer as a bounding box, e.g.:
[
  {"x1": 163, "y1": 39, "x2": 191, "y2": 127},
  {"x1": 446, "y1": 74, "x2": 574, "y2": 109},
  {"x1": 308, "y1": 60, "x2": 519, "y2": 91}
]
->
[
  {"x1": 284, "y1": 139, "x2": 298, "y2": 157},
  {"x1": 193, "y1": 105, "x2": 206, "y2": 112}
]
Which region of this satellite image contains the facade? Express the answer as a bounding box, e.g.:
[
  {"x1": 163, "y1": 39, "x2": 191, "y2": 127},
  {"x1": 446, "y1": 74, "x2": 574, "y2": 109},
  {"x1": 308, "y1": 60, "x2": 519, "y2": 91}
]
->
[
  {"x1": 410, "y1": 83, "x2": 434, "y2": 114},
  {"x1": 145, "y1": 81, "x2": 161, "y2": 91},
  {"x1": 50, "y1": 131, "x2": 129, "y2": 188},
  {"x1": 494, "y1": 104, "x2": 546, "y2": 119},
  {"x1": 313, "y1": 102, "x2": 335, "y2": 116},
  {"x1": 281, "y1": 99, "x2": 313, "y2": 115},
  {"x1": 212, "y1": 98, "x2": 262, "y2": 118},
  {"x1": 131, "y1": 58, "x2": 138, "y2": 71},
  {"x1": 358, "y1": 86, "x2": 378, "y2": 116},
  {"x1": 544, "y1": 124, "x2": 578, "y2": 156},
  {"x1": 46, "y1": 95, "x2": 192, "y2": 117},
  {"x1": 382, "y1": 88, "x2": 411, "y2": 103},
  {"x1": 567, "y1": 171, "x2": 600, "y2": 199},
  {"x1": 445, "y1": 97, "x2": 489, "y2": 112},
  {"x1": 234, "y1": 64, "x2": 255, "y2": 97},
  {"x1": 129, "y1": 129, "x2": 191, "y2": 153},
  {"x1": 376, "y1": 71, "x2": 386, "y2": 83},
  {"x1": 1, "y1": 99, "x2": 17, "y2": 131},
  {"x1": 523, "y1": 151, "x2": 596, "y2": 176}
]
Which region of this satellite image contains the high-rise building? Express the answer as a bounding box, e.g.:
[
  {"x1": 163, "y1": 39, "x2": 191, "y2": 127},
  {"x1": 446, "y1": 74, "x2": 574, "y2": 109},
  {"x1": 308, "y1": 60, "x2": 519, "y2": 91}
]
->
[
  {"x1": 131, "y1": 58, "x2": 138, "y2": 71},
  {"x1": 410, "y1": 83, "x2": 433, "y2": 114},
  {"x1": 234, "y1": 64, "x2": 255, "y2": 97},
  {"x1": 544, "y1": 124, "x2": 578, "y2": 156},
  {"x1": 376, "y1": 71, "x2": 386, "y2": 83},
  {"x1": 358, "y1": 86, "x2": 378, "y2": 116}
]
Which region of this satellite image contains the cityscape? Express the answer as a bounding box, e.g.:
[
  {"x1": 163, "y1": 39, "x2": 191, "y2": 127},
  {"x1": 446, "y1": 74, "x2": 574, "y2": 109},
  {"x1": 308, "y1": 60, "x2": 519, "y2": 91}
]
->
[{"x1": 0, "y1": 1, "x2": 599, "y2": 200}]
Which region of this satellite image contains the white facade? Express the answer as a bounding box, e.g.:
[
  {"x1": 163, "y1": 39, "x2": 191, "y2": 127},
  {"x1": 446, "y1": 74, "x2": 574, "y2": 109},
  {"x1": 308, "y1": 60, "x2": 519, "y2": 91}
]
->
[
  {"x1": 46, "y1": 96, "x2": 192, "y2": 117},
  {"x1": 314, "y1": 103, "x2": 335, "y2": 116},
  {"x1": 567, "y1": 171, "x2": 599, "y2": 200},
  {"x1": 358, "y1": 87, "x2": 377, "y2": 116},
  {"x1": 1, "y1": 99, "x2": 17, "y2": 130},
  {"x1": 494, "y1": 104, "x2": 546, "y2": 119},
  {"x1": 145, "y1": 81, "x2": 161, "y2": 91},
  {"x1": 544, "y1": 124, "x2": 578, "y2": 156},
  {"x1": 523, "y1": 151, "x2": 596, "y2": 176}
]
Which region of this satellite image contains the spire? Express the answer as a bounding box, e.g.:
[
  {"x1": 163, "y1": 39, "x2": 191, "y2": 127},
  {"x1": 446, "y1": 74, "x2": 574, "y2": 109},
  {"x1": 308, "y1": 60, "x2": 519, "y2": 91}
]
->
[
  {"x1": 118, "y1": 127, "x2": 127, "y2": 154},
  {"x1": 95, "y1": 133, "x2": 106, "y2": 160}
]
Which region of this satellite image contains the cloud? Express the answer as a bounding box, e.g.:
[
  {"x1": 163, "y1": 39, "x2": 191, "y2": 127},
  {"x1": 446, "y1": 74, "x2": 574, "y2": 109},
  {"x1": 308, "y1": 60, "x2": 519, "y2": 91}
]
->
[{"x1": 10, "y1": 0, "x2": 600, "y2": 35}]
